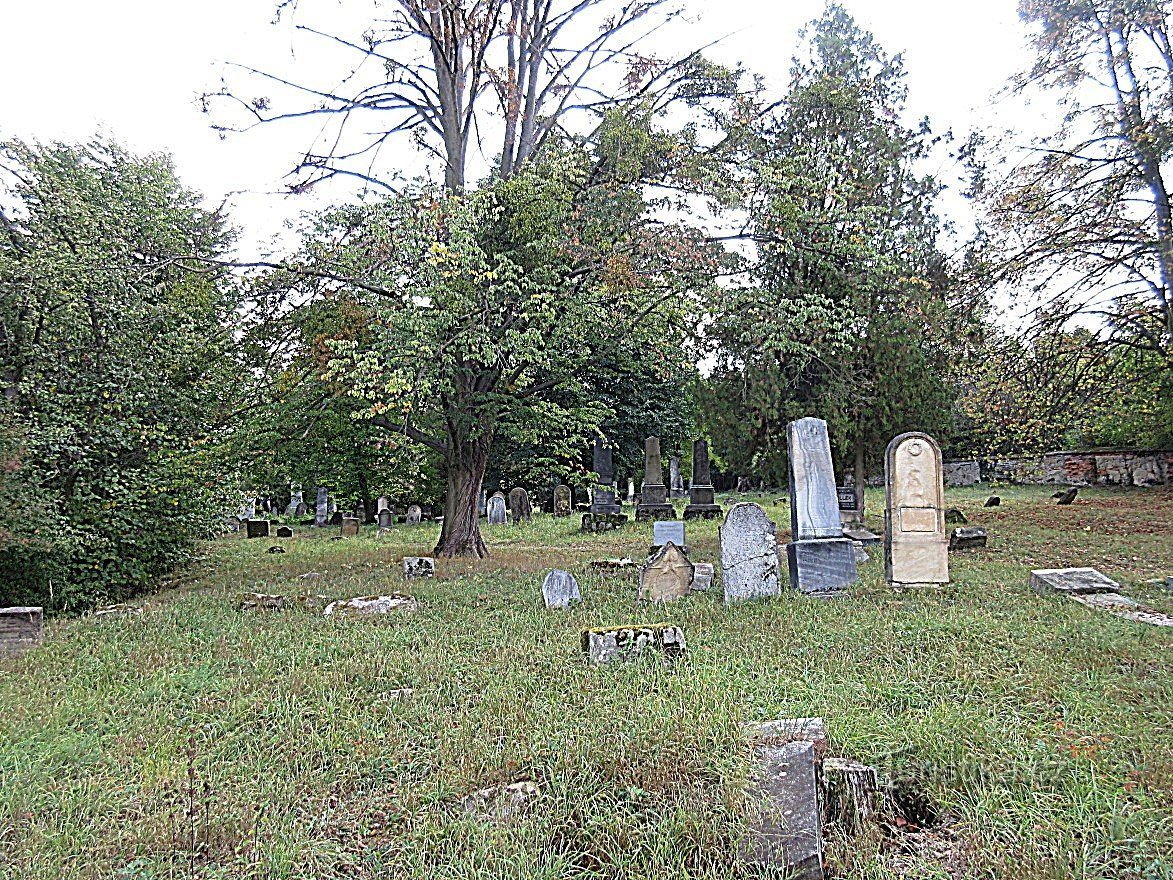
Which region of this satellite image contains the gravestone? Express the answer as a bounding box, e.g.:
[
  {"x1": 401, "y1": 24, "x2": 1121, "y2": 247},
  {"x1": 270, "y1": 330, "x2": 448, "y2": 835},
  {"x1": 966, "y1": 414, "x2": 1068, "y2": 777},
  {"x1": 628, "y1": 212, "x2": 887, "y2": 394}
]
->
[
  {"x1": 626, "y1": 479, "x2": 635, "y2": 504},
  {"x1": 509, "y1": 487, "x2": 533, "y2": 524},
  {"x1": 403, "y1": 556, "x2": 435, "y2": 578},
  {"x1": 949, "y1": 527, "x2": 987, "y2": 550},
  {"x1": 541, "y1": 570, "x2": 581, "y2": 609},
  {"x1": 736, "y1": 739, "x2": 824, "y2": 879},
  {"x1": 315, "y1": 487, "x2": 329, "y2": 527},
  {"x1": 884, "y1": 432, "x2": 949, "y2": 589},
  {"x1": 944, "y1": 507, "x2": 967, "y2": 525},
  {"x1": 683, "y1": 439, "x2": 722, "y2": 520},
  {"x1": 669, "y1": 456, "x2": 686, "y2": 499},
  {"x1": 340, "y1": 517, "x2": 361, "y2": 537},
  {"x1": 1031, "y1": 567, "x2": 1121, "y2": 595},
  {"x1": 720, "y1": 502, "x2": 781, "y2": 604},
  {"x1": 589, "y1": 438, "x2": 622, "y2": 516},
  {"x1": 241, "y1": 496, "x2": 257, "y2": 521},
  {"x1": 785, "y1": 418, "x2": 857, "y2": 595},
  {"x1": 639, "y1": 542, "x2": 694, "y2": 603},
  {"x1": 275, "y1": 525, "x2": 294, "y2": 538},
  {"x1": 378, "y1": 509, "x2": 394, "y2": 529},
  {"x1": 329, "y1": 511, "x2": 344, "y2": 526},
  {"x1": 487, "y1": 492, "x2": 507, "y2": 525},
  {"x1": 478, "y1": 489, "x2": 487, "y2": 517},
  {"x1": 691, "y1": 563, "x2": 715, "y2": 591},
  {"x1": 1056, "y1": 487, "x2": 1079, "y2": 505},
  {"x1": 581, "y1": 624, "x2": 686, "y2": 663},
  {"x1": 553, "y1": 484, "x2": 573, "y2": 517},
  {"x1": 406, "y1": 504, "x2": 423, "y2": 525},
  {"x1": 636, "y1": 436, "x2": 676, "y2": 522},
  {"x1": 377, "y1": 495, "x2": 391, "y2": 513},
  {"x1": 652, "y1": 520, "x2": 686, "y2": 550},
  {"x1": 837, "y1": 485, "x2": 862, "y2": 525},
  {"x1": 0, "y1": 606, "x2": 43, "y2": 658},
  {"x1": 245, "y1": 519, "x2": 271, "y2": 539},
  {"x1": 286, "y1": 483, "x2": 304, "y2": 516},
  {"x1": 984, "y1": 495, "x2": 1000, "y2": 508}
]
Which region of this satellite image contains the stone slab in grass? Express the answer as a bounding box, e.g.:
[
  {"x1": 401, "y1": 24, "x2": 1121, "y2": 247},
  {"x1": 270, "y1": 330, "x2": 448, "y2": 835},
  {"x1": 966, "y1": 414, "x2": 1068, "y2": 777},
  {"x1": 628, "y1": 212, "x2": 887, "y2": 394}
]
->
[
  {"x1": 403, "y1": 557, "x2": 435, "y2": 578},
  {"x1": 0, "y1": 606, "x2": 42, "y2": 658},
  {"x1": 949, "y1": 527, "x2": 988, "y2": 550},
  {"x1": 581, "y1": 624, "x2": 685, "y2": 663},
  {"x1": 736, "y1": 740, "x2": 824, "y2": 880},
  {"x1": 324, "y1": 595, "x2": 419, "y2": 617},
  {"x1": 1071, "y1": 592, "x2": 1173, "y2": 627},
  {"x1": 237, "y1": 593, "x2": 328, "y2": 612},
  {"x1": 691, "y1": 562, "x2": 715, "y2": 592},
  {"x1": 745, "y1": 717, "x2": 829, "y2": 758},
  {"x1": 1030, "y1": 567, "x2": 1121, "y2": 595}
]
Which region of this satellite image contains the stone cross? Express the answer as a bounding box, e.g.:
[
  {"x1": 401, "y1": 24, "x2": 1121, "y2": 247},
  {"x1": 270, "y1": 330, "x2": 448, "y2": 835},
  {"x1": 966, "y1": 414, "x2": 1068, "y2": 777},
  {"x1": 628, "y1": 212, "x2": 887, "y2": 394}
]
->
[
  {"x1": 315, "y1": 487, "x2": 328, "y2": 528},
  {"x1": 553, "y1": 484, "x2": 573, "y2": 517},
  {"x1": 884, "y1": 432, "x2": 948, "y2": 588},
  {"x1": 590, "y1": 438, "x2": 622, "y2": 515},
  {"x1": 487, "y1": 492, "x2": 507, "y2": 525},
  {"x1": 720, "y1": 502, "x2": 780, "y2": 604},
  {"x1": 784, "y1": 418, "x2": 857, "y2": 595},
  {"x1": 636, "y1": 435, "x2": 675, "y2": 522},
  {"x1": 683, "y1": 439, "x2": 722, "y2": 520}
]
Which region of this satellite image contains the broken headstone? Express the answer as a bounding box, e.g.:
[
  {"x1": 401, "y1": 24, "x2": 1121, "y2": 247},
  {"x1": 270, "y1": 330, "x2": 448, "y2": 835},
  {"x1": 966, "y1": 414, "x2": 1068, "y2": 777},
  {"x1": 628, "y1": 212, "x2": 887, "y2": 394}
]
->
[
  {"x1": 324, "y1": 595, "x2": 420, "y2": 616},
  {"x1": 403, "y1": 557, "x2": 436, "y2": 578},
  {"x1": 581, "y1": 624, "x2": 685, "y2": 663},
  {"x1": 639, "y1": 542, "x2": 694, "y2": 603},
  {"x1": 720, "y1": 502, "x2": 780, "y2": 604},
  {"x1": 948, "y1": 527, "x2": 987, "y2": 550},
  {"x1": 0, "y1": 606, "x2": 42, "y2": 658}
]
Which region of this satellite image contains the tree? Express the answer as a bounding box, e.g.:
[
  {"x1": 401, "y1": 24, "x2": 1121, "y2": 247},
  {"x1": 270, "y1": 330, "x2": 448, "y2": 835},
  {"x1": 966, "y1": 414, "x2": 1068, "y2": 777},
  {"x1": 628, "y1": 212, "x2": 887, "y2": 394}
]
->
[{"x1": 0, "y1": 140, "x2": 238, "y2": 608}]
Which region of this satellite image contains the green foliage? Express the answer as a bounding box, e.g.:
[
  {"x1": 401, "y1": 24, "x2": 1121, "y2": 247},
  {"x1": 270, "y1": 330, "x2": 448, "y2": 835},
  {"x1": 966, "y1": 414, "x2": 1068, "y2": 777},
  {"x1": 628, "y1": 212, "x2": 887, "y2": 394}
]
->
[{"x1": 0, "y1": 139, "x2": 238, "y2": 609}]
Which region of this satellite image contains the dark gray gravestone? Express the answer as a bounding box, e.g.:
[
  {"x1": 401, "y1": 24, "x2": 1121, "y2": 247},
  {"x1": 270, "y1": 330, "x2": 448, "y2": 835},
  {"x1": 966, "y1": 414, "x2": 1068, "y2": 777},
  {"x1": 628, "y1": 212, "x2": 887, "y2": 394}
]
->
[
  {"x1": 541, "y1": 570, "x2": 581, "y2": 609},
  {"x1": 590, "y1": 438, "x2": 622, "y2": 515},
  {"x1": 683, "y1": 439, "x2": 722, "y2": 520},
  {"x1": 1056, "y1": 487, "x2": 1079, "y2": 505},
  {"x1": 0, "y1": 606, "x2": 43, "y2": 658},
  {"x1": 553, "y1": 484, "x2": 572, "y2": 517},
  {"x1": 378, "y1": 509, "x2": 394, "y2": 529},
  {"x1": 1030, "y1": 567, "x2": 1121, "y2": 595},
  {"x1": 636, "y1": 436, "x2": 676, "y2": 522},
  {"x1": 736, "y1": 740, "x2": 824, "y2": 879},
  {"x1": 509, "y1": 487, "x2": 533, "y2": 523},
  {"x1": 984, "y1": 495, "x2": 1001, "y2": 508},
  {"x1": 720, "y1": 502, "x2": 780, "y2": 604},
  {"x1": 486, "y1": 493, "x2": 507, "y2": 525},
  {"x1": 245, "y1": 519, "x2": 271, "y2": 539},
  {"x1": 949, "y1": 527, "x2": 987, "y2": 550},
  {"x1": 275, "y1": 525, "x2": 294, "y2": 538},
  {"x1": 315, "y1": 487, "x2": 329, "y2": 527}
]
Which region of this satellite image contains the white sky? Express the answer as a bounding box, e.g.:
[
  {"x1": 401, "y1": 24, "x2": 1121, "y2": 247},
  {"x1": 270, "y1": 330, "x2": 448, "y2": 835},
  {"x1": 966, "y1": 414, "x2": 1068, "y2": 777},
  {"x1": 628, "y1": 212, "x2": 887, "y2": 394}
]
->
[{"x1": 0, "y1": 0, "x2": 1034, "y2": 257}]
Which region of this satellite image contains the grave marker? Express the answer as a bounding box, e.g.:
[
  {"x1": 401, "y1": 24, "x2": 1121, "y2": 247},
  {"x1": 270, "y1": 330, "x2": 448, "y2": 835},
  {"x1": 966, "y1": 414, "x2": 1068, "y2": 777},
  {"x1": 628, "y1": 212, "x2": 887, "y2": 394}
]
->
[
  {"x1": 639, "y1": 542, "x2": 694, "y2": 603},
  {"x1": 0, "y1": 606, "x2": 43, "y2": 658},
  {"x1": 581, "y1": 624, "x2": 685, "y2": 663},
  {"x1": 509, "y1": 487, "x2": 533, "y2": 524},
  {"x1": 406, "y1": 504, "x2": 423, "y2": 525},
  {"x1": 884, "y1": 432, "x2": 949, "y2": 589},
  {"x1": 683, "y1": 439, "x2": 722, "y2": 520},
  {"x1": 635, "y1": 436, "x2": 676, "y2": 522},
  {"x1": 541, "y1": 570, "x2": 581, "y2": 609},
  {"x1": 340, "y1": 517, "x2": 361, "y2": 537},
  {"x1": 486, "y1": 493, "x2": 507, "y2": 525},
  {"x1": 553, "y1": 484, "x2": 573, "y2": 517},
  {"x1": 720, "y1": 502, "x2": 781, "y2": 604}
]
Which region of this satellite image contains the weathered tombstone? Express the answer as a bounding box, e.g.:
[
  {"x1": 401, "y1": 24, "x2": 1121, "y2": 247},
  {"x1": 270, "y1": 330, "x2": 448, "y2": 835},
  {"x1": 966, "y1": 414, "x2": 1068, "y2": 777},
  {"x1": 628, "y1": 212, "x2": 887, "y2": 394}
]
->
[
  {"x1": 275, "y1": 525, "x2": 294, "y2": 538},
  {"x1": 0, "y1": 606, "x2": 43, "y2": 658},
  {"x1": 944, "y1": 507, "x2": 967, "y2": 525},
  {"x1": 478, "y1": 489, "x2": 487, "y2": 517},
  {"x1": 245, "y1": 519, "x2": 271, "y2": 539},
  {"x1": 652, "y1": 520, "x2": 686, "y2": 550},
  {"x1": 589, "y1": 438, "x2": 622, "y2": 516},
  {"x1": 541, "y1": 570, "x2": 581, "y2": 609},
  {"x1": 315, "y1": 487, "x2": 329, "y2": 527},
  {"x1": 784, "y1": 418, "x2": 858, "y2": 595},
  {"x1": 737, "y1": 738, "x2": 824, "y2": 879},
  {"x1": 626, "y1": 479, "x2": 636, "y2": 504},
  {"x1": 581, "y1": 624, "x2": 686, "y2": 663},
  {"x1": 376, "y1": 495, "x2": 391, "y2": 513},
  {"x1": 683, "y1": 439, "x2": 722, "y2": 520},
  {"x1": 377, "y1": 509, "x2": 394, "y2": 529},
  {"x1": 949, "y1": 527, "x2": 987, "y2": 550},
  {"x1": 486, "y1": 492, "x2": 507, "y2": 525},
  {"x1": 329, "y1": 511, "x2": 344, "y2": 526},
  {"x1": 691, "y1": 563, "x2": 715, "y2": 591},
  {"x1": 403, "y1": 556, "x2": 435, "y2": 578},
  {"x1": 553, "y1": 484, "x2": 573, "y2": 517},
  {"x1": 669, "y1": 455, "x2": 686, "y2": 499},
  {"x1": 636, "y1": 436, "x2": 676, "y2": 522},
  {"x1": 884, "y1": 432, "x2": 949, "y2": 589},
  {"x1": 1031, "y1": 567, "x2": 1121, "y2": 595},
  {"x1": 295, "y1": 502, "x2": 308, "y2": 516},
  {"x1": 639, "y1": 542, "x2": 694, "y2": 603},
  {"x1": 340, "y1": 517, "x2": 361, "y2": 537},
  {"x1": 1056, "y1": 487, "x2": 1079, "y2": 505},
  {"x1": 720, "y1": 502, "x2": 781, "y2": 604},
  {"x1": 508, "y1": 487, "x2": 533, "y2": 524},
  {"x1": 286, "y1": 483, "x2": 304, "y2": 516},
  {"x1": 984, "y1": 495, "x2": 1001, "y2": 508},
  {"x1": 405, "y1": 504, "x2": 423, "y2": 525}
]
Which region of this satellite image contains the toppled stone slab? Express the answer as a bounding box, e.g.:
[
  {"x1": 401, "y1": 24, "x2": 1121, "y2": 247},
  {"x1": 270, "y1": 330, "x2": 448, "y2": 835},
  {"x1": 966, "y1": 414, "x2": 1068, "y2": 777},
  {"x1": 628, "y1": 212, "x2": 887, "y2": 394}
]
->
[
  {"x1": 1070, "y1": 593, "x2": 1173, "y2": 627},
  {"x1": 590, "y1": 557, "x2": 637, "y2": 572},
  {"x1": 582, "y1": 624, "x2": 685, "y2": 664},
  {"x1": 403, "y1": 557, "x2": 436, "y2": 579},
  {"x1": 324, "y1": 595, "x2": 419, "y2": 617},
  {"x1": 460, "y1": 780, "x2": 540, "y2": 821},
  {"x1": 275, "y1": 526, "x2": 294, "y2": 538},
  {"x1": 737, "y1": 740, "x2": 824, "y2": 880},
  {"x1": 238, "y1": 593, "x2": 329, "y2": 612},
  {"x1": 948, "y1": 527, "x2": 987, "y2": 550},
  {"x1": 267, "y1": 545, "x2": 286, "y2": 554},
  {"x1": 745, "y1": 717, "x2": 829, "y2": 758},
  {"x1": 0, "y1": 607, "x2": 43, "y2": 658},
  {"x1": 841, "y1": 523, "x2": 881, "y2": 546},
  {"x1": 542, "y1": 569, "x2": 581, "y2": 609},
  {"x1": 91, "y1": 603, "x2": 143, "y2": 618},
  {"x1": 1031, "y1": 567, "x2": 1121, "y2": 595}
]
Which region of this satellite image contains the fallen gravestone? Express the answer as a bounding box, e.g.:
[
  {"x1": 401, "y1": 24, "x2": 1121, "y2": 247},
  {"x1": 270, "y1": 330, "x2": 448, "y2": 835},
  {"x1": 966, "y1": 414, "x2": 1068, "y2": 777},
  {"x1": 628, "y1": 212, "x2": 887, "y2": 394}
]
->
[
  {"x1": 580, "y1": 511, "x2": 628, "y2": 532},
  {"x1": 581, "y1": 624, "x2": 686, "y2": 663},
  {"x1": 691, "y1": 562, "x2": 715, "y2": 591},
  {"x1": 237, "y1": 593, "x2": 328, "y2": 612},
  {"x1": 403, "y1": 557, "x2": 436, "y2": 578},
  {"x1": 406, "y1": 504, "x2": 423, "y2": 525},
  {"x1": 639, "y1": 542, "x2": 694, "y2": 603},
  {"x1": 1056, "y1": 487, "x2": 1079, "y2": 505},
  {"x1": 984, "y1": 495, "x2": 1000, "y2": 508},
  {"x1": 636, "y1": 436, "x2": 676, "y2": 522},
  {"x1": 486, "y1": 493, "x2": 507, "y2": 525},
  {"x1": 324, "y1": 595, "x2": 420, "y2": 616},
  {"x1": 884, "y1": 432, "x2": 949, "y2": 589},
  {"x1": 245, "y1": 519, "x2": 271, "y2": 539},
  {"x1": 0, "y1": 606, "x2": 43, "y2": 658},
  {"x1": 683, "y1": 439, "x2": 722, "y2": 520},
  {"x1": 508, "y1": 487, "x2": 533, "y2": 524},
  {"x1": 541, "y1": 570, "x2": 581, "y2": 609},
  {"x1": 720, "y1": 502, "x2": 780, "y2": 604},
  {"x1": 841, "y1": 522, "x2": 881, "y2": 545},
  {"x1": 949, "y1": 527, "x2": 987, "y2": 550},
  {"x1": 267, "y1": 545, "x2": 286, "y2": 554},
  {"x1": 1032, "y1": 567, "x2": 1173, "y2": 627},
  {"x1": 590, "y1": 557, "x2": 637, "y2": 572},
  {"x1": 460, "y1": 780, "x2": 540, "y2": 822},
  {"x1": 340, "y1": 517, "x2": 361, "y2": 537}
]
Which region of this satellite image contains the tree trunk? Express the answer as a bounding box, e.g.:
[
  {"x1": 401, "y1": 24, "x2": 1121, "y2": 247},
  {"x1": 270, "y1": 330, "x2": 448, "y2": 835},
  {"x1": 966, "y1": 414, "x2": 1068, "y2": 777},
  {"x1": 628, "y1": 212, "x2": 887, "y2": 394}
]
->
[{"x1": 435, "y1": 439, "x2": 489, "y2": 558}]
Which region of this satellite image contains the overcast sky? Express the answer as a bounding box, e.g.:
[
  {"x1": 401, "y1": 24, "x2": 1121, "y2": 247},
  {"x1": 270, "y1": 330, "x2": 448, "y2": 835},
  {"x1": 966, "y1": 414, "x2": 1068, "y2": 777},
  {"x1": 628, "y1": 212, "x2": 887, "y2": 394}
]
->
[{"x1": 1, "y1": 0, "x2": 1034, "y2": 255}]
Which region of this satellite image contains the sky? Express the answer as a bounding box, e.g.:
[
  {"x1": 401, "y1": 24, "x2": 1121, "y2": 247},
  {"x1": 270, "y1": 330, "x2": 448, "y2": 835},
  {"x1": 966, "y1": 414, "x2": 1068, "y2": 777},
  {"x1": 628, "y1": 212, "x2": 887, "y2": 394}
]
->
[{"x1": 0, "y1": 0, "x2": 1035, "y2": 256}]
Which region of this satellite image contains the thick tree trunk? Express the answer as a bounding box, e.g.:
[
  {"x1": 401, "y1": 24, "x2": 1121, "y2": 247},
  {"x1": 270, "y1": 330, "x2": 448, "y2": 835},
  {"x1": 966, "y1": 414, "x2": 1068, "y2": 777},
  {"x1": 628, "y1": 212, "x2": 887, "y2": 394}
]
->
[{"x1": 435, "y1": 440, "x2": 489, "y2": 558}]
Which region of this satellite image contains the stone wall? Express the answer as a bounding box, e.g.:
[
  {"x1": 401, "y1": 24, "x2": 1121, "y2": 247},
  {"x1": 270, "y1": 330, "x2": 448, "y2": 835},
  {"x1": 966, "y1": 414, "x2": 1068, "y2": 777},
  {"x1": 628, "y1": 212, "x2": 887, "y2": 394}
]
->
[{"x1": 943, "y1": 450, "x2": 1172, "y2": 487}]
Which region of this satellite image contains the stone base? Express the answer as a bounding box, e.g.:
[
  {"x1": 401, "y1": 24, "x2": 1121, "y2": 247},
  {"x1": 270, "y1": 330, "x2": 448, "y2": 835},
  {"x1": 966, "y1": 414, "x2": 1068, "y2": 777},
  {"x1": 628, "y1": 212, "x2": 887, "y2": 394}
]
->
[
  {"x1": 581, "y1": 512, "x2": 628, "y2": 533},
  {"x1": 786, "y1": 538, "x2": 858, "y2": 594},
  {"x1": 635, "y1": 503, "x2": 676, "y2": 522},
  {"x1": 0, "y1": 606, "x2": 43, "y2": 658},
  {"x1": 589, "y1": 504, "x2": 623, "y2": 516},
  {"x1": 581, "y1": 624, "x2": 686, "y2": 663},
  {"x1": 683, "y1": 504, "x2": 723, "y2": 520},
  {"x1": 841, "y1": 523, "x2": 881, "y2": 546}
]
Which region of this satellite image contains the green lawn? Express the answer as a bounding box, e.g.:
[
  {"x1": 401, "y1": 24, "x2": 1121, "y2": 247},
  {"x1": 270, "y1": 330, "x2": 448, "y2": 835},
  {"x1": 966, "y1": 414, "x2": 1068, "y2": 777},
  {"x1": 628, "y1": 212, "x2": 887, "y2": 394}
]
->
[{"x1": 2, "y1": 485, "x2": 1171, "y2": 879}]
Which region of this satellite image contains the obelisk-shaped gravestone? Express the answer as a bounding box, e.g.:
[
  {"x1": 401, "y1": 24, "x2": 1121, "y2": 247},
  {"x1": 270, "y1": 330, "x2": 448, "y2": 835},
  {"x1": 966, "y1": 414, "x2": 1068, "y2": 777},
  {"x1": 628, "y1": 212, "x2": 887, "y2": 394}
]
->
[
  {"x1": 589, "y1": 438, "x2": 622, "y2": 515},
  {"x1": 636, "y1": 436, "x2": 676, "y2": 522},
  {"x1": 315, "y1": 487, "x2": 328, "y2": 528},
  {"x1": 784, "y1": 418, "x2": 857, "y2": 595},
  {"x1": 683, "y1": 440, "x2": 722, "y2": 520},
  {"x1": 884, "y1": 433, "x2": 948, "y2": 588}
]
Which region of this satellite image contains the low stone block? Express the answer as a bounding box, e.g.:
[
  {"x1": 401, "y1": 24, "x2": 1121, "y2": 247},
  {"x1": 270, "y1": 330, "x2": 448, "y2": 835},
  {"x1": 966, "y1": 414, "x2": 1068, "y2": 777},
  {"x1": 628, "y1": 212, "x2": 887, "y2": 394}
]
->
[
  {"x1": 1031, "y1": 567, "x2": 1121, "y2": 595},
  {"x1": 0, "y1": 606, "x2": 43, "y2": 658},
  {"x1": 745, "y1": 717, "x2": 829, "y2": 757},
  {"x1": 324, "y1": 594, "x2": 420, "y2": 616},
  {"x1": 542, "y1": 570, "x2": 581, "y2": 609},
  {"x1": 786, "y1": 538, "x2": 857, "y2": 595},
  {"x1": 690, "y1": 562, "x2": 715, "y2": 591},
  {"x1": 580, "y1": 512, "x2": 628, "y2": 532},
  {"x1": 340, "y1": 517, "x2": 361, "y2": 537},
  {"x1": 403, "y1": 557, "x2": 436, "y2": 578},
  {"x1": 275, "y1": 525, "x2": 294, "y2": 538},
  {"x1": 949, "y1": 526, "x2": 987, "y2": 550},
  {"x1": 581, "y1": 624, "x2": 685, "y2": 664},
  {"x1": 736, "y1": 740, "x2": 824, "y2": 880}
]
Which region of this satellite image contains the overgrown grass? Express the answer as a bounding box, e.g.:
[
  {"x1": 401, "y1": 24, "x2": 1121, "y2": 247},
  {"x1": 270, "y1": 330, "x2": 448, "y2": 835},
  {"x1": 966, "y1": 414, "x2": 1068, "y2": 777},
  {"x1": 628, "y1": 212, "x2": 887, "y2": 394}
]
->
[{"x1": 2, "y1": 486, "x2": 1170, "y2": 879}]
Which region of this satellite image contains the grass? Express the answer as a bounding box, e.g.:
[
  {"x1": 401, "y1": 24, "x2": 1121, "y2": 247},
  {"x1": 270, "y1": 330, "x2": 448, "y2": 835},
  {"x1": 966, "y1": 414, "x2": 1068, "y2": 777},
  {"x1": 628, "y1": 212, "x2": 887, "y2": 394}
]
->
[{"x1": 1, "y1": 485, "x2": 1171, "y2": 879}]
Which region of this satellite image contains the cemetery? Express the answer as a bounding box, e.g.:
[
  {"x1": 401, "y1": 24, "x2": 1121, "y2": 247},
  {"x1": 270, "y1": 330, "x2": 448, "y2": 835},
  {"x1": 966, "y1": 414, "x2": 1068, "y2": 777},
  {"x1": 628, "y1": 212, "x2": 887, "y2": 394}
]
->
[{"x1": 1, "y1": 0, "x2": 1172, "y2": 878}]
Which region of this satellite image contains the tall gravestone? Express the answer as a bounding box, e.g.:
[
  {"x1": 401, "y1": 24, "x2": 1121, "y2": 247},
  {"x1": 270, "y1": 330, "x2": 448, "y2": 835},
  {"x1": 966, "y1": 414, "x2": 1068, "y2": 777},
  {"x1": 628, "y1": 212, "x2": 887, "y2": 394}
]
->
[
  {"x1": 784, "y1": 418, "x2": 857, "y2": 596},
  {"x1": 241, "y1": 496, "x2": 257, "y2": 521},
  {"x1": 286, "y1": 484, "x2": 304, "y2": 516},
  {"x1": 406, "y1": 504, "x2": 423, "y2": 525},
  {"x1": 683, "y1": 440, "x2": 722, "y2": 520},
  {"x1": 720, "y1": 502, "x2": 780, "y2": 604},
  {"x1": 636, "y1": 436, "x2": 676, "y2": 522},
  {"x1": 553, "y1": 484, "x2": 572, "y2": 517},
  {"x1": 509, "y1": 487, "x2": 533, "y2": 523},
  {"x1": 315, "y1": 487, "x2": 329, "y2": 528},
  {"x1": 884, "y1": 432, "x2": 948, "y2": 588},
  {"x1": 378, "y1": 507, "x2": 395, "y2": 529},
  {"x1": 377, "y1": 496, "x2": 391, "y2": 513},
  {"x1": 589, "y1": 438, "x2": 622, "y2": 516},
  {"x1": 487, "y1": 492, "x2": 507, "y2": 525},
  {"x1": 669, "y1": 456, "x2": 685, "y2": 499}
]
